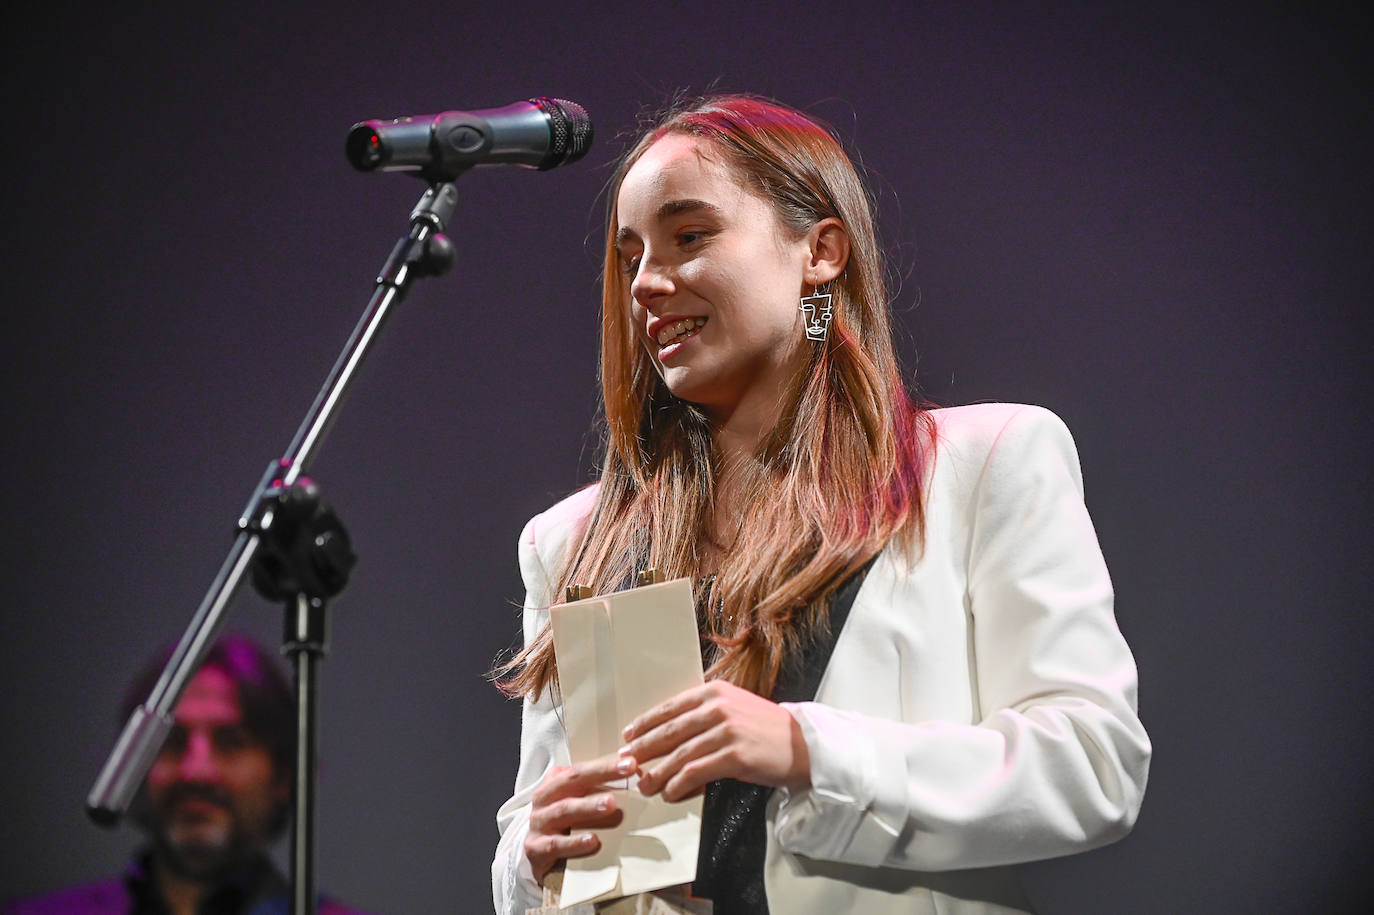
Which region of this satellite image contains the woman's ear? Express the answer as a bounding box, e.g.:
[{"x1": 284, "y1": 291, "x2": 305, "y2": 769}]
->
[{"x1": 805, "y1": 217, "x2": 850, "y2": 285}]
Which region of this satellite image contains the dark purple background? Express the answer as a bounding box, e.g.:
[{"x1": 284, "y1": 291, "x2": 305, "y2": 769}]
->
[{"x1": 3, "y1": 3, "x2": 1369, "y2": 911}]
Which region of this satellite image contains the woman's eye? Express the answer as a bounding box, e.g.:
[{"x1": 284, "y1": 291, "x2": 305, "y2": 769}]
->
[{"x1": 621, "y1": 254, "x2": 641, "y2": 276}]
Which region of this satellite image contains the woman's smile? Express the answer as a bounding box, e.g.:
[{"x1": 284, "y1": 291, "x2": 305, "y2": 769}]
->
[{"x1": 650, "y1": 316, "x2": 709, "y2": 361}]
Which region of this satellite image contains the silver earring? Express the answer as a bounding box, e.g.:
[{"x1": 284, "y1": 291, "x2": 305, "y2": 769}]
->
[{"x1": 799, "y1": 284, "x2": 833, "y2": 343}]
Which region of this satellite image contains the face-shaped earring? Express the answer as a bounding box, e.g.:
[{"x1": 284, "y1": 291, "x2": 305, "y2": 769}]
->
[{"x1": 799, "y1": 285, "x2": 833, "y2": 343}]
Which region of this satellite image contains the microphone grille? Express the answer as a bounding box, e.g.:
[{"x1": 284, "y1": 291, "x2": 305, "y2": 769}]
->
[{"x1": 531, "y1": 97, "x2": 594, "y2": 169}]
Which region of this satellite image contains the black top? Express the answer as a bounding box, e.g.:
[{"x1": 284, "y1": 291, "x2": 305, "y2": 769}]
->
[{"x1": 693, "y1": 559, "x2": 874, "y2": 915}]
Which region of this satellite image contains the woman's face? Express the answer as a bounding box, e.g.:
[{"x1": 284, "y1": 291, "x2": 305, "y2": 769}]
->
[{"x1": 614, "y1": 133, "x2": 813, "y2": 423}]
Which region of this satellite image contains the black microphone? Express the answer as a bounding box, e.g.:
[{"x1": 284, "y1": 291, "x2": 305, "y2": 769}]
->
[{"x1": 346, "y1": 97, "x2": 592, "y2": 179}]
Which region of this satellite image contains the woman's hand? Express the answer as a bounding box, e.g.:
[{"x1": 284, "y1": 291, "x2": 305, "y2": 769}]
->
[
  {"x1": 620, "y1": 680, "x2": 812, "y2": 802},
  {"x1": 524, "y1": 754, "x2": 635, "y2": 885}
]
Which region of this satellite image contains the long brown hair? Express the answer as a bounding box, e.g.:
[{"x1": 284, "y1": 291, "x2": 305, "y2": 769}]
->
[{"x1": 498, "y1": 94, "x2": 933, "y2": 701}]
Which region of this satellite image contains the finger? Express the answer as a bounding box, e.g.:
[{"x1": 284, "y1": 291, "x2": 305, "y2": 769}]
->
[
  {"x1": 636, "y1": 725, "x2": 730, "y2": 797},
  {"x1": 526, "y1": 831, "x2": 601, "y2": 882},
  {"x1": 659, "y1": 746, "x2": 739, "y2": 802},
  {"x1": 623, "y1": 684, "x2": 712, "y2": 742},
  {"x1": 534, "y1": 755, "x2": 637, "y2": 805},
  {"x1": 530, "y1": 792, "x2": 623, "y2": 835},
  {"x1": 623, "y1": 699, "x2": 721, "y2": 767}
]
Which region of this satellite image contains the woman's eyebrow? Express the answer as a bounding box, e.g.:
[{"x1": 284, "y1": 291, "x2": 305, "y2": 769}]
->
[
  {"x1": 617, "y1": 199, "x2": 723, "y2": 247},
  {"x1": 656, "y1": 198, "x2": 721, "y2": 220}
]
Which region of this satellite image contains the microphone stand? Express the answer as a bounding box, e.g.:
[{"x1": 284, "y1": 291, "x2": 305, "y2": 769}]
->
[{"x1": 86, "y1": 180, "x2": 461, "y2": 915}]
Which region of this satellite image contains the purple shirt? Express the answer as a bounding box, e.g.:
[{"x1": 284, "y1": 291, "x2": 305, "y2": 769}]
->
[{"x1": 1, "y1": 853, "x2": 372, "y2": 915}]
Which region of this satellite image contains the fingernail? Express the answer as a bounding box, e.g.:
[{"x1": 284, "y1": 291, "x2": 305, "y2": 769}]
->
[
  {"x1": 597, "y1": 795, "x2": 612, "y2": 812},
  {"x1": 617, "y1": 744, "x2": 633, "y2": 757},
  {"x1": 616, "y1": 756, "x2": 635, "y2": 775},
  {"x1": 579, "y1": 833, "x2": 595, "y2": 846},
  {"x1": 622, "y1": 724, "x2": 634, "y2": 740}
]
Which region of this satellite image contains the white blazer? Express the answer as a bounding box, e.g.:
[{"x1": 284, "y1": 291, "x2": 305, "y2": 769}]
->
[{"x1": 492, "y1": 404, "x2": 1151, "y2": 914}]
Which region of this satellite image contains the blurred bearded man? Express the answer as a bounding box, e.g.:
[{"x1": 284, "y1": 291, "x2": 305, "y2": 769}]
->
[{"x1": 4, "y1": 634, "x2": 368, "y2": 915}]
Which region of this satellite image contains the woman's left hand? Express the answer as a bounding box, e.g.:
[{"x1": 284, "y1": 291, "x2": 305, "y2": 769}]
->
[{"x1": 620, "y1": 680, "x2": 812, "y2": 802}]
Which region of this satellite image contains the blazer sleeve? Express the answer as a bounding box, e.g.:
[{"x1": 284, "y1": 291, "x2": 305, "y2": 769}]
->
[
  {"x1": 491, "y1": 514, "x2": 569, "y2": 915},
  {"x1": 773, "y1": 405, "x2": 1151, "y2": 871}
]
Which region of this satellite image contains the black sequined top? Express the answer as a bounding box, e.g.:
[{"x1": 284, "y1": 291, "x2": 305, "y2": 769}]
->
[{"x1": 692, "y1": 559, "x2": 874, "y2": 914}]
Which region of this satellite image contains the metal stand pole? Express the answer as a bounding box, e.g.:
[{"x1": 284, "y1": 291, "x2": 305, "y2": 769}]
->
[
  {"x1": 286, "y1": 594, "x2": 329, "y2": 915},
  {"x1": 86, "y1": 183, "x2": 458, "y2": 915}
]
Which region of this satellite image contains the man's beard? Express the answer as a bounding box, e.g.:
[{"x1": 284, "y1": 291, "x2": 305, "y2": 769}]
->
[{"x1": 149, "y1": 783, "x2": 258, "y2": 882}]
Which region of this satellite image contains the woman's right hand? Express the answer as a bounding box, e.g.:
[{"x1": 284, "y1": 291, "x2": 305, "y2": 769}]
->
[{"x1": 525, "y1": 753, "x2": 636, "y2": 885}]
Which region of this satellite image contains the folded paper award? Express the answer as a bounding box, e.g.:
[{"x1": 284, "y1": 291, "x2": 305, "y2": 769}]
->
[{"x1": 549, "y1": 577, "x2": 705, "y2": 908}]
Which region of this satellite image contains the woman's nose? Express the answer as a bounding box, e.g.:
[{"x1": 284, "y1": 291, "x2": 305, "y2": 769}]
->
[{"x1": 630, "y1": 255, "x2": 673, "y2": 306}]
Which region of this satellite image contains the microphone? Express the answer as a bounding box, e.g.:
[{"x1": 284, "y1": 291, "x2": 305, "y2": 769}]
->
[{"x1": 346, "y1": 97, "x2": 593, "y2": 178}]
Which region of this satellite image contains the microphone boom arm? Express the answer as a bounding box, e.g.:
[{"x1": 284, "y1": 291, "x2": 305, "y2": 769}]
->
[{"x1": 85, "y1": 179, "x2": 461, "y2": 825}]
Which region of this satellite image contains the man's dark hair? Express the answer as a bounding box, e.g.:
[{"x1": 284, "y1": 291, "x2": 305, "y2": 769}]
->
[{"x1": 121, "y1": 632, "x2": 295, "y2": 836}]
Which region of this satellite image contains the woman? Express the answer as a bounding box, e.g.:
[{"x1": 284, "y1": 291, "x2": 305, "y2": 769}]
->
[{"x1": 492, "y1": 94, "x2": 1150, "y2": 914}]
